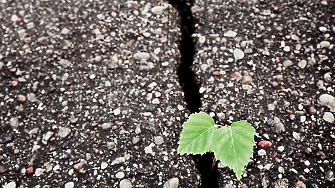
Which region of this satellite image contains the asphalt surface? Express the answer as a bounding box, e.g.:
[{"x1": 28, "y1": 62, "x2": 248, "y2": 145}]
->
[
  {"x1": 0, "y1": 0, "x2": 199, "y2": 187},
  {"x1": 1, "y1": 0, "x2": 335, "y2": 188}
]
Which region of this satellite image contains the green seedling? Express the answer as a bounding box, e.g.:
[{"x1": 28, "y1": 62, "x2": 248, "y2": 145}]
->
[{"x1": 178, "y1": 112, "x2": 256, "y2": 180}]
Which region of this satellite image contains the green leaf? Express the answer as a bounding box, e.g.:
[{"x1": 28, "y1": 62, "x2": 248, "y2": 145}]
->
[
  {"x1": 211, "y1": 121, "x2": 256, "y2": 180},
  {"x1": 178, "y1": 112, "x2": 215, "y2": 155},
  {"x1": 177, "y1": 113, "x2": 256, "y2": 180}
]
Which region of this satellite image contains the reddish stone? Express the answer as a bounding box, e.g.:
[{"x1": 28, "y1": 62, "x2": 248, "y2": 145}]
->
[
  {"x1": 26, "y1": 167, "x2": 34, "y2": 174},
  {"x1": 160, "y1": 17, "x2": 168, "y2": 23},
  {"x1": 295, "y1": 181, "x2": 306, "y2": 188},
  {"x1": 213, "y1": 71, "x2": 219, "y2": 76},
  {"x1": 258, "y1": 140, "x2": 272, "y2": 148},
  {"x1": 0, "y1": 165, "x2": 9, "y2": 174},
  {"x1": 231, "y1": 72, "x2": 236, "y2": 78},
  {"x1": 11, "y1": 81, "x2": 18, "y2": 86},
  {"x1": 91, "y1": 123, "x2": 98, "y2": 127},
  {"x1": 272, "y1": 151, "x2": 277, "y2": 158},
  {"x1": 160, "y1": 37, "x2": 167, "y2": 43}
]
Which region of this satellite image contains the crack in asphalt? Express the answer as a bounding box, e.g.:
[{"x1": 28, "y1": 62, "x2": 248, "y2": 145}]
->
[{"x1": 167, "y1": 0, "x2": 219, "y2": 187}]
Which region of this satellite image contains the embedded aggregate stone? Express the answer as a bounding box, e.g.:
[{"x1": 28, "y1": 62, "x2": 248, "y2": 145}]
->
[
  {"x1": 58, "y1": 127, "x2": 71, "y2": 138},
  {"x1": 163, "y1": 177, "x2": 179, "y2": 188},
  {"x1": 4, "y1": 182, "x2": 16, "y2": 188},
  {"x1": 119, "y1": 179, "x2": 132, "y2": 188}
]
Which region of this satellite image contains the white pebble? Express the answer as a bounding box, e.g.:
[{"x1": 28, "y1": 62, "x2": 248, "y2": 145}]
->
[
  {"x1": 89, "y1": 74, "x2": 96, "y2": 80},
  {"x1": 319, "y1": 94, "x2": 335, "y2": 112},
  {"x1": 258, "y1": 149, "x2": 266, "y2": 156},
  {"x1": 119, "y1": 179, "x2": 132, "y2": 188},
  {"x1": 111, "y1": 157, "x2": 126, "y2": 165},
  {"x1": 199, "y1": 36, "x2": 206, "y2": 43},
  {"x1": 199, "y1": 87, "x2": 206, "y2": 93},
  {"x1": 224, "y1": 30, "x2": 237, "y2": 37},
  {"x1": 320, "y1": 41, "x2": 330, "y2": 48},
  {"x1": 283, "y1": 46, "x2": 290, "y2": 52},
  {"x1": 4, "y1": 182, "x2": 16, "y2": 188},
  {"x1": 152, "y1": 98, "x2": 160, "y2": 104},
  {"x1": 304, "y1": 160, "x2": 310, "y2": 166},
  {"x1": 114, "y1": 109, "x2": 121, "y2": 116},
  {"x1": 298, "y1": 60, "x2": 307, "y2": 69},
  {"x1": 319, "y1": 26, "x2": 327, "y2": 32},
  {"x1": 278, "y1": 146, "x2": 285, "y2": 152},
  {"x1": 233, "y1": 49, "x2": 244, "y2": 60},
  {"x1": 323, "y1": 112, "x2": 334, "y2": 123},
  {"x1": 115, "y1": 172, "x2": 125, "y2": 179},
  {"x1": 154, "y1": 48, "x2": 161, "y2": 54},
  {"x1": 293, "y1": 132, "x2": 301, "y2": 141},
  {"x1": 144, "y1": 143, "x2": 155, "y2": 154},
  {"x1": 151, "y1": 6, "x2": 165, "y2": 15},
  {"x1": 101, "y1": 161, "x2": 108, "y2": 170}
]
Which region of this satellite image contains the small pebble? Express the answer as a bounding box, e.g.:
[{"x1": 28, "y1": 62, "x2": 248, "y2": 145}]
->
[
  {"x1": 154, "y1": 136, "x2": 164, "y2": 145},
  {"x1": 242, "y1": 75, "x2": 252, "y2": 84},
  {"x1": 233, "y1": 49, "x2": 244, "y2": 60},
  {"x1": 112, "y1": 157, "x2": 126, "y2": 165},
  {"x1": 283, "y1": 60, "x2": 293, "y2": 68},
  {"x1": 323, "y1": 112, "x2": 334, "y2": 123},
  {"x1": 58, "y1": 127, "x2": 71, "y2": 138},
  {"x1": 17, "y1": 94, "x2": 26, "y2": 102},
  {"x1": 61, "y1": 28, "x2": 70, "y2": 35},
  {"x1": 224, "y1": 30, "x2": 237, "y2": 37},
  {"x1": 73, "y1": 163, "x2": 83, "y2": 170},
  {"x1": 115, "y1": 172, "x2": 125, "y2": 179},
  {"x1": 34, "y1": 168, "x2": 45, "y2": 176},
  {"x1": 26, "y1": 167, "x2": 34, "y2": 174},
  {"x1": 89, "y1": 74, "x2": 96, "y2": 80},
  {"x1": 319, "y1": 94, "x2": 335, "y2": 112},
  {"x1": 114, "y1": 109, "x2": 121, "y2": 115},
  {"x1": 95, "y1": 56, "x2": 102, "y2": 62},
  {"x1": 326, "y1": 171, "x2": 334, "y2": 182},
  {"x1": 152, "y1": 6, "x2": 164, "y2": 15},
  {"x1": 101, "y1": 161, "x2": 108, "y2": 170},
  {"x1": 163, "y1": 178, "x2": 179, "y2": 188},
  {"x1": 65, "y1": 182, "x2": 74, "y2": 188},
  {"x1": 320, "y1": 41, "x2": 330, "y2": 48},
  {"x1": 258, "y1": 149, "x2": 266, "y2": 156},
  {"x1": 324, "y1": 72, "x2": 332, "y2": 83},
  {"x1": 319, "y1": 26, "x2": 327, "y2": 32},
  {"x1": 276, "y1": 75, "x2": 283, "y2": 82},
  {"x1": 283, "y1": 46, "x2": 290, "y2": 52},
  {"x1": 4, "y1": 182, "x2": 16, "y2": 188},
  {"x1": 258, "y1": 141, "x2": 272, "y2": 148},
  {"x1": 291, "y1": 34, "x2": 299, "y2": 41},
  {"x1": 199, "y1": 36, "x2": 206, "y2": 43},
  {"x1": 293, "y1": 132, "x2": 301, "y2": 141},
  {"x1": 119, "y1": 179, "x2": 132, "y2": 188},
  {"x1": 298, "y1": 60, "x2": 307, "y2": 69}
]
